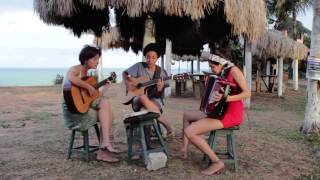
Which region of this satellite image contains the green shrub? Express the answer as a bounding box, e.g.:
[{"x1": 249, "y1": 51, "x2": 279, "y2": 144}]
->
[{"x1": 53, "y1": 74, "x2": 64, "y2": 85}]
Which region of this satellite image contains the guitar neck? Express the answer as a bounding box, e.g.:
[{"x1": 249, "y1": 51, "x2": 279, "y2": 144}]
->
[
  {"x1": 94, "y1": 77, "x2": 112, "y2": 89},
  {"x1": 141, "y1": 76, "x2": 171, "y2": 87}
]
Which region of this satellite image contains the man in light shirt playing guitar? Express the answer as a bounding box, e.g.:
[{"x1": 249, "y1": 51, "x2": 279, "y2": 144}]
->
[{"x1": 122, "y1": 43, "x2": 175, "y2": 139}]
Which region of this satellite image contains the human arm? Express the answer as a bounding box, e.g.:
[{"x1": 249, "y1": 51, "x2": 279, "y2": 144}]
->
[
  {"x1": 156, "y1": 79, "x2": 165, "y2": 93},
  {"x1": 225, "y1": 66, "x2": 251, "y2": 102},
  {"x1": 155, "y1": 69, "x2": 170, "y2": 96},
  {"x1": 68, "y1": 66, "x2": 96, "y2": 96},
  {"x1": 122, "y1": 71, "x2": 130, "y2": 87},
  {"x1": 122, "y1": 63, "x2": 142, "y2": 92}
]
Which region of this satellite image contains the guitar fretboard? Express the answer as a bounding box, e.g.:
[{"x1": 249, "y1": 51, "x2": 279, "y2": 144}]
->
[
  {"x1": 140, "y1": 76, "x2": 171, "y2": 87},
  {"x1": 93, "y1": 73, "x2": 116, "y2": 89},
  {"x1": 94, "y1": 78, "x2": 110, "y2": 89}
]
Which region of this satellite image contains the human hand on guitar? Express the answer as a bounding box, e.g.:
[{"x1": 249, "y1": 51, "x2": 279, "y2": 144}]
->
[
  {"x1": 156, "y1": 78, "x2": 164, "y2": 91},
  {"x1": 86, "y1": 85, "x2": 96, "y2": 97},
  {"x1": 125, "y1": 76, "x2": 138, "y2": 92}
]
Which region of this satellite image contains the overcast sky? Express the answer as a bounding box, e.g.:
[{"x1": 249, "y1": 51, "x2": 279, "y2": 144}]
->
[{"x1": 0, "y1": 0, "x2": 314, "y2": 68}]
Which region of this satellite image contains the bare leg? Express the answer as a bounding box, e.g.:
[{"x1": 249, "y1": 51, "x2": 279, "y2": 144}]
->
[
  {"x1": 98, "y1": 99, "x2": 119, "y2": 153},
  {"x1": 185, "y1": 118, "x2": 224, "y2": 175},
  {"x1": 180, "y1": 110, "x2": 207, "y2": 159},
  {"x1": 138, "y1": 95, "x2": 175, "y2": 135}
]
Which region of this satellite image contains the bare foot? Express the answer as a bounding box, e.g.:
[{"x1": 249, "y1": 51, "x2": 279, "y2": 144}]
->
[
  {"x1": 100, "y1": 144, "x2": 120, "y2": 154},
  {"x1": 201, "y1": 161, "x2": 224, "y2": 176},
  {"x1": 96, "y1": 150, "x2": 119, "y2": 163}
]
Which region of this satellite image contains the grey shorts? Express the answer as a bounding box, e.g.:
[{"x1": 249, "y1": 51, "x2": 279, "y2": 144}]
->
[
  {"x1": 131, "y1": 96, "x2": 163, "y2": 112},
  {"x1": 62, "y1": 103, "x2": 98, "y2": 131},
  {"x1": 90, "y1": 96, "x2": 107, "y2": 110}
]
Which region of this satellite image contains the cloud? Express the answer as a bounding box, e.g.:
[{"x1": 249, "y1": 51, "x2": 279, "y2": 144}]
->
[
  {"x1": 0, "y1": 0, "x2": 33, "y2": 12},
  {"x1": 0, "y1": 10, "x2": 94, "y2": 49},
  {"x1": 297, "y1": 8, "x2": 313, "y2": 30}
]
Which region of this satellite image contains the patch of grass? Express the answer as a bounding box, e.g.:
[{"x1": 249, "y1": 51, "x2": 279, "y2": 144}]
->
[
  {"x1": 296, "y1": 174, "x2": 320, "y2": 180},
  {"x1": 279, "y1": 92, "x2": 306, "y2": 116},
  {"x1": 283, "y1": 130, "x2": 305, "y2": 142},
  {"x1": 304, "y1": 133, "x2": 320, "y2": 152},
  {"x1": 53, "y1": 74, "x2": 64, "y2": 85},
  {"x1": 254, "y1": 128, "x2": 320, "y2": 180},
  {"x1": 296, "y1": 168, "x2": 320, "y2": 180},
  {"x1": 269, "y1": 129, "x2": 320, "y2": 151},
  {"x1": 249, "y1": 106, "x2": 270, "y2": 111},
  {"x1": 255, "y1": 128, "x2": 309, "y2": 144}
]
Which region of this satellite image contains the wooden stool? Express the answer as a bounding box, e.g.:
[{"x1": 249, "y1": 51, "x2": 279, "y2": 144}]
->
[
  {"x1": 124, "y1": 111, "x2": 167, "y2": 165},
  {"x1": 204, "y1": 126, "x2": 239, "y2": 172},
  {"x1": 67, "y1": 123, "x2": 100, "y2": 161},
  {"x1": 62, "y1": 105, "x2": 100, "y2": 162}
]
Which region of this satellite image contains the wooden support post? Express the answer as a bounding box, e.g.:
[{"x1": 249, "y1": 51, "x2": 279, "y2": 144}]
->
[
  {"x1": 245, "y1": 42, "x2": 252, "y2": 108},
  {"x1": 293, "y1": 60, "x2": 299, "y2": 90},
  {"x1": 165, "y1": 39, "x2": 172, "y2": 97},
  {"x1": 266, "y1": 60, "x2": 271, "y2": 85},
  {"x1": 277, "y1": 58, "x2": 284, "y2": 97}
]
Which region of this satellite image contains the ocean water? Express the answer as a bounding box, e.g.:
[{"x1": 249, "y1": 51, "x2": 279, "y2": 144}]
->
[{"x1": 0, "y1": 68, "x2": 190, "y2": 86}]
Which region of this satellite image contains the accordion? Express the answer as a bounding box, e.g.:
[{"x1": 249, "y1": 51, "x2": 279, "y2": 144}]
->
[{"x1": 200, "y1": 75, "x2": 236, "y2": 118}]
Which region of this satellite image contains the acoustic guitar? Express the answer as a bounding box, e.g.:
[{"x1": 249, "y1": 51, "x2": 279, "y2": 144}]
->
[
  {"x1": 63, "y1": 72, "x2": 116, "y2": 114},
  {"x1": 123, "y1": 75, "x2": 171, "y2": 105}
]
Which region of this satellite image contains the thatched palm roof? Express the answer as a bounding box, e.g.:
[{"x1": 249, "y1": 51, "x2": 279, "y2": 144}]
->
[
  {"x1": 35, "y1": 0, "x2": 266, "y2": 55},
  {"x1": 252, "y1": 30, "x2": 309, "y2": 60},
  {"x1": 94, "y1": 27, "x2": 120, "y2": 49},
  {"x1": 172, "y1": 54, "x2": 200, "y2": 62},
  {"x1": 33, "y1": 0, "x2": 110, "y2": 37},
  {"x1": 91, "y1": 0, "x2": 266, "y2": 41}
]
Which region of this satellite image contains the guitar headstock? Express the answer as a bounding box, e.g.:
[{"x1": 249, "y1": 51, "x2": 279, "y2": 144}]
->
[{"x1": 108, "y1": 72, "x2": 117, "y2": 82}]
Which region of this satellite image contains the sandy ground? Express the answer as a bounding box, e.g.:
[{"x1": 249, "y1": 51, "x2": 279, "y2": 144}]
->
[{"x1": 0, "y1": 81, "x2": 319, "y2": 179}]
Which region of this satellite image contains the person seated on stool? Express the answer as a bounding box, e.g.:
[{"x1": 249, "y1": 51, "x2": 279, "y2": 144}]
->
[
  {"x1": 180, "y1": 50, "x2": 250, "y2": 175},
  {"x1": 122, "y1": 43, "x2": 175, "y2": 138},
  {"x1": 62, "y1": 45, "x2": 119, "y2": 162}
]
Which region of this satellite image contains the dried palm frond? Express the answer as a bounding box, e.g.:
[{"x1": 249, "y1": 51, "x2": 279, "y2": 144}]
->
[
  {"x1": 224, "y1": 0, "x2": 266, "y2": 42},
  {"x1": 109, "y1": 0, "x2": 266, "y2": 41},
  {"x1": 172, "y1": 54, "x2": 200, "y2": 61},
  {"x1": 33, "y1": 0, "x2": 74, "y2": 23},
  {"x1": 94, "y1": 27, "x2": 120, "y2": 48},
  {"x1": 80, "y1": 0, "x2": 108, "y2": 9},
  {"x1": 252, "y1": 30, "x2": 308, "y2": 60}
]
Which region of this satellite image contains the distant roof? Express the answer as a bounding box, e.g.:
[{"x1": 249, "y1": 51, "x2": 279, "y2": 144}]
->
[{"x1": 252, "y1": 30, "x2": 308, "y2": 60}]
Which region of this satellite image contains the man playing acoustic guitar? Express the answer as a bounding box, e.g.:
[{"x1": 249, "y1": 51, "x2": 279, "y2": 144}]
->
[
  {"x1": 62, "y1": 45, "x2": 119, "y2": 163},
  {"x1": 122, "y1": 43, "x2": 175, "y2": 139}
]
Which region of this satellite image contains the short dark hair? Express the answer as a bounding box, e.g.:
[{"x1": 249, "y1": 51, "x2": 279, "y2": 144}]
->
[
  {"x1": 79, "y1": 45, "x2": 102, "y2": 65},
  {"x1": 143, "y1": 43, "x2": 161, "y2": 57}
]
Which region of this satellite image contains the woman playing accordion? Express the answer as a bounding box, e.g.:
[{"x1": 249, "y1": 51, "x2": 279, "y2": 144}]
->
[{"x1": 180, "y1": 50, "x2": 250, "y2": 175}]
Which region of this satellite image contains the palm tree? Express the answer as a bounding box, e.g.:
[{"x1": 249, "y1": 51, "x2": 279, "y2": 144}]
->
[
  {"x1": 276, "y1": 17, "x2": 311, "y2": 47},
  {"x1": 273, "y1": 0, "x2": 313, "y2": 40},
  {"x1": 302, "y1": 0, "x2": 320, "y2": 133}
]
